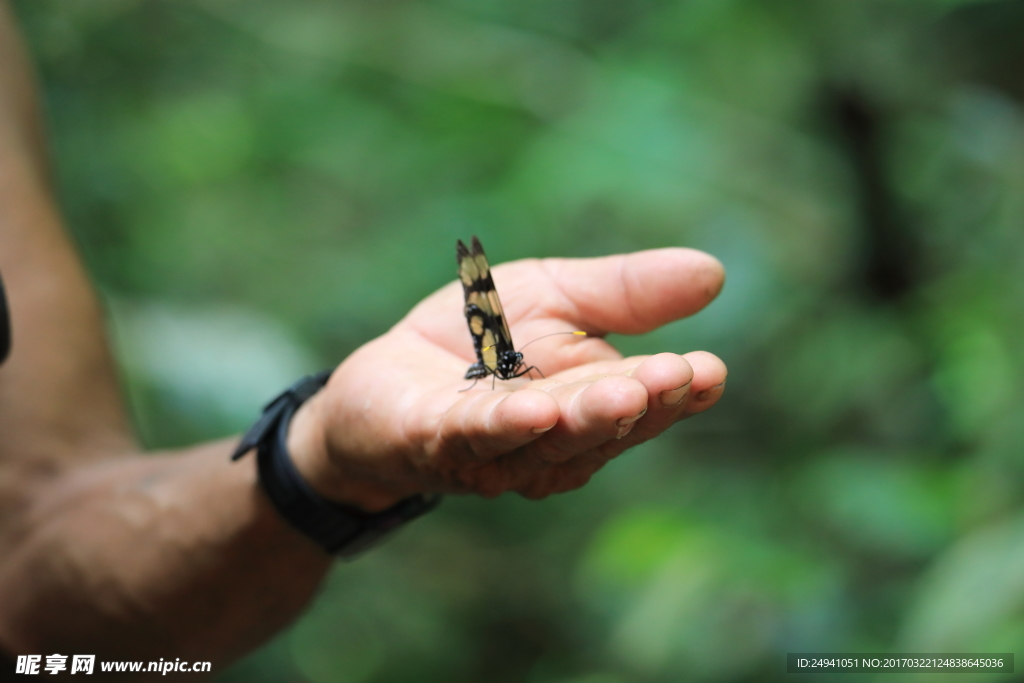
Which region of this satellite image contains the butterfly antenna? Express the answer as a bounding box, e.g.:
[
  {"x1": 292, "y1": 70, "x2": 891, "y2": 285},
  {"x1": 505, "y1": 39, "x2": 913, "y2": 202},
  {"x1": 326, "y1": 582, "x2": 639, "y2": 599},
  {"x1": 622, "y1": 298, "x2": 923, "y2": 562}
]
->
[
  {"x1": 519, "y1": 330, "x2": 587, "y2": 351},
  {"x1": 481, "y1": 331, "x2": 586, "y2": 355}
]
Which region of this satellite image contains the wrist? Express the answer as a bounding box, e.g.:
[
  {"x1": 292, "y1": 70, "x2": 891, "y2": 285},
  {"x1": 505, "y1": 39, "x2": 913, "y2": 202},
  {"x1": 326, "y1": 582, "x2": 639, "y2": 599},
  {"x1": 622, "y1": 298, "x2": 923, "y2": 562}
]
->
[
  {"x1": 285, "y1": 390, "x2": 410, "y2": 512},
  {"x1": 233, "y1": 371, "x2": 440, "y2": 557}
]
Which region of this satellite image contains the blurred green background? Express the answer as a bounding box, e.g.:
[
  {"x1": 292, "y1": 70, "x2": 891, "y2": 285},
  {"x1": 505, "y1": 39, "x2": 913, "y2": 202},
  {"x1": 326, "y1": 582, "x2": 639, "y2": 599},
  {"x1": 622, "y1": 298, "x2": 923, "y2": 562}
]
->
[{"x1": 12, "y1": 0, "x2": 1024, "y2": 680}]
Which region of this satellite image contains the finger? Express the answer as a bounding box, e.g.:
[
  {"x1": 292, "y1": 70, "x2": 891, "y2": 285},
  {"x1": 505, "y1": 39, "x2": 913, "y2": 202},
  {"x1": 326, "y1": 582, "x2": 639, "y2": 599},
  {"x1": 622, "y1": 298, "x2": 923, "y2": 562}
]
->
[
  {"x1": 515, "y1": 352, "x2": 717, "y2": 498},
  {"x1": 514, "y1": 332, "x2": 622, "y2": 377},
  {"x1": 527, "y1": 374, "x2": 648, "y2": 464},
  {"x1": 541, "y1": 248, "x2": 725, "y2": 334},
  {"x1": 433, "y1": 387, "x2": 560, "y2": 464},
  {"x1": 614, "y1": 352, "x2": 694, "y2": 444},
  {"x1": 541, "y1": 355, "x2": 653, "y2": 384},
  {"x1": 679, "y1": 350, "x2": 727, "y2": 416}
]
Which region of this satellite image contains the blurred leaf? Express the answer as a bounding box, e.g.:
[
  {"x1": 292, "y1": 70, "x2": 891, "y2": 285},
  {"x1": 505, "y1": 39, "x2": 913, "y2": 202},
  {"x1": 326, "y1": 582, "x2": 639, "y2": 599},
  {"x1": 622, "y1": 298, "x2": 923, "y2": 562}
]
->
[
  {"x1": 932, "y1": 319, "x2": 1016, "y2": 439},
  {"x1": 290, "y1": 611, "x2": 385, "y2": 683},
  {"x1": 900, "y1": 513, "x2": 1024, "y2": 653},
  {"x1": 579, "y1": 509, "x2": 837, "y2": 680},
  {"x1": 797, "y1": 449, "x2": 955, "y2": 558}
]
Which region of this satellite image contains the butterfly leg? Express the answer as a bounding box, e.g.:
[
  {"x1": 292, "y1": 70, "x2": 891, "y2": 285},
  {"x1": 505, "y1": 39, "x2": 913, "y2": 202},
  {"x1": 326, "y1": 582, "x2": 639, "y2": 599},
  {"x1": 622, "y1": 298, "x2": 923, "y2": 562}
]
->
[
  {"x1": 458, "y1": 377, "x2": 481, "y2": 393},
  {"x1": 514, "y1": 365, "x2": 544, "y2": 380}
]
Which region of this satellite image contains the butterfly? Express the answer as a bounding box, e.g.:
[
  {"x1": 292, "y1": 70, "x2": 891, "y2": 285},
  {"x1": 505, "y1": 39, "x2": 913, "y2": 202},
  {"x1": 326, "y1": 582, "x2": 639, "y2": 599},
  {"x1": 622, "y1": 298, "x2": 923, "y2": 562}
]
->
[
  {"x1": 457, "y1": 236, "x2": 537, "y2": 389},
  {"x1": 456, "y1": 237, "x2": 588, "y2": 390}
]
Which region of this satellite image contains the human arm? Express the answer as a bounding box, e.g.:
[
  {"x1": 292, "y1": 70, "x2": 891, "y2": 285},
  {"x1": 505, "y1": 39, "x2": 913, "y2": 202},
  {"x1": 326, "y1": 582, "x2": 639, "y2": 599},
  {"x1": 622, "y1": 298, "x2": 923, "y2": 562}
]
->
[{"x1": 0, "y1": 0, "x2": 331, "y2": 662}]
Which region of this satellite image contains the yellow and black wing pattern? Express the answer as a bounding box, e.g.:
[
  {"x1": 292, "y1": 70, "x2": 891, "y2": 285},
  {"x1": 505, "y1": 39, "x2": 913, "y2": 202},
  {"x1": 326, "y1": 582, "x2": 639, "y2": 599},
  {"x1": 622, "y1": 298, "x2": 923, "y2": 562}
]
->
[{"x1": 456, "y1": 236, "x2": 531, "y2": 382}]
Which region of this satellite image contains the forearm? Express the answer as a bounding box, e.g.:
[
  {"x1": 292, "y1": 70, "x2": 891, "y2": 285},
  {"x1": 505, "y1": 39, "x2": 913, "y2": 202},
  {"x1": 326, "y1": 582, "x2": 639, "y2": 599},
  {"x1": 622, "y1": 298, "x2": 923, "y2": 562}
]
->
[{"x1": 0, "y1": 442, "x2": 330, "y2": 661}]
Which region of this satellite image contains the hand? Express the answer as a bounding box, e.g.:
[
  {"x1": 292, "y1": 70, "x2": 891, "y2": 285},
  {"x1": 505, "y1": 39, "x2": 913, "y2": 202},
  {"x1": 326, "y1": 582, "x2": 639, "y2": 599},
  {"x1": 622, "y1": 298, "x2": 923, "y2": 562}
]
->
[{"x1": 287, "y1": 247, "x2": 727, "y2": 510}]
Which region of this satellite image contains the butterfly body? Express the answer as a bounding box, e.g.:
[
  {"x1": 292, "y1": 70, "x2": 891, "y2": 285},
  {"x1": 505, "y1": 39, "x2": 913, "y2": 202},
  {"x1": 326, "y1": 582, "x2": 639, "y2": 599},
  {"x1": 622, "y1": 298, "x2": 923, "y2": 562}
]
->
[{"x1": 457, "y1": 237, "x2": 536, "y2": 386}]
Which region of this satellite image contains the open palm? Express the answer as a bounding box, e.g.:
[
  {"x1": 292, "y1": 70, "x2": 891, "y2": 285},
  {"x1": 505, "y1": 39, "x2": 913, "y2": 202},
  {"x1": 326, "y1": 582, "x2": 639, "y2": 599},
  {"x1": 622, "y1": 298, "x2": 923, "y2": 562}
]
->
[{"x1": 289, "y1": 247, "x2": 728, "y2": 510}]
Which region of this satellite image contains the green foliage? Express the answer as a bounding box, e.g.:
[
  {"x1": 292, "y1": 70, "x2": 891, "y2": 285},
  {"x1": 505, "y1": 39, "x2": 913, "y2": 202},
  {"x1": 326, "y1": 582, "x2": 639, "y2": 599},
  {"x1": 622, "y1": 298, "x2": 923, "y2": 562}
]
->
[{"x1": 13, "y1": 0, "x2": 1024, "y2": 680}]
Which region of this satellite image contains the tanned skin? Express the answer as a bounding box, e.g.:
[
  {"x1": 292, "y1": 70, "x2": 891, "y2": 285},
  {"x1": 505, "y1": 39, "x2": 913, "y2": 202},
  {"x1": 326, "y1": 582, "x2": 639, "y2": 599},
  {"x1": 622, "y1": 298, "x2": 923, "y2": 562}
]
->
[{"x1": 0, "y1": 0, "x2": 727, "y2": 672}]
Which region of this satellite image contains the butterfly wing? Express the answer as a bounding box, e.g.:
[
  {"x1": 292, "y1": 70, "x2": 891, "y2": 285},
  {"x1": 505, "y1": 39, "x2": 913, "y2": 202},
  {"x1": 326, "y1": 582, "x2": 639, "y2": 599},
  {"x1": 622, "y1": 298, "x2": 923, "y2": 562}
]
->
[{"x1": 457, "y1": 236, "x2": 519, "y2": 379}]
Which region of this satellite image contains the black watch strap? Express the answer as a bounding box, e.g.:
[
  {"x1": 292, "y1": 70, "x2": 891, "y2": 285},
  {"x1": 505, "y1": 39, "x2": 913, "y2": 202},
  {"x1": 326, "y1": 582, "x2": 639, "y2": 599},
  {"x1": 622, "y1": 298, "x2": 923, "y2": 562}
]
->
[
  {"x1": 231, "y1": 371, "x2": 440, "y2": 557},
  {"x1": 0, "y1": 270, "x2": 10, "y2": 366}
]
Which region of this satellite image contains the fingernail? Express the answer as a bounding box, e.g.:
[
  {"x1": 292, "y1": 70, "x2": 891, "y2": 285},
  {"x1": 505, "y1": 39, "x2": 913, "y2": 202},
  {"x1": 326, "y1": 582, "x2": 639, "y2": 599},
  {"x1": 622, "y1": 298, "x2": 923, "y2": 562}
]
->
[
  {"x1": 695, "y1": 380, "x2": 726, "y2": 402},
  {"x1": 616, "y1": 408, "x2": 646, "y2": 428},
  {"x1": 531, "y1": 425, "x2": 555, "y2": 434},
  {"x1": 615, "y1": 408, "x2": 646, "y2": 438},
  {"x1": 659, "y1": 381, "x2": 692, "y2": 408}
]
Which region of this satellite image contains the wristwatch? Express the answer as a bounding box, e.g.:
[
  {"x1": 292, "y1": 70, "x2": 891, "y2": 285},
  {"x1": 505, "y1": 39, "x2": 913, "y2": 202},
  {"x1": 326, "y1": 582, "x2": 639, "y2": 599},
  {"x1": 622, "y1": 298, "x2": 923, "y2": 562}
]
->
[{"x1": 231, "y1": 371, "x2": 440, "y2": 558}]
